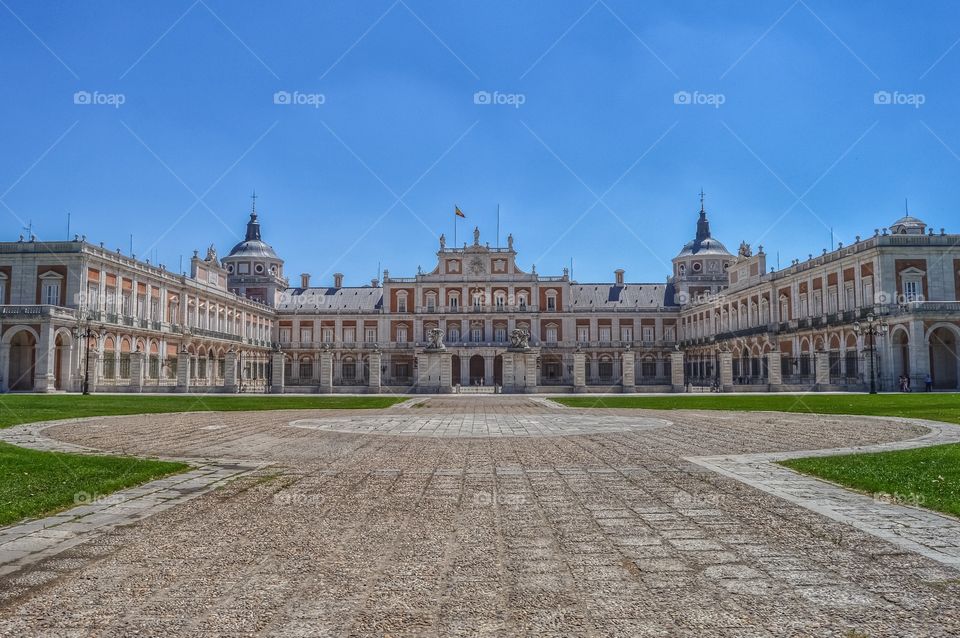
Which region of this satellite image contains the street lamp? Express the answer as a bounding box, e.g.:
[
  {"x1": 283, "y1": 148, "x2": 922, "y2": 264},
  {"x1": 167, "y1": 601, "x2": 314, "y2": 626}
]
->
[
  {"x1": 72, "y1": 316, "x2": 100, "y2": 396},
  {"x1": 853, "y1": 313, "x2": 888, "y2": 394}
]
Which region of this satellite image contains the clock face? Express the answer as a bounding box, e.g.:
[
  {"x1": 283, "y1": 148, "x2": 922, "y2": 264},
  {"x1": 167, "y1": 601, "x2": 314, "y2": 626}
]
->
[{"x1": 469, "y1": 256, "x2": 485, "y2": 274}]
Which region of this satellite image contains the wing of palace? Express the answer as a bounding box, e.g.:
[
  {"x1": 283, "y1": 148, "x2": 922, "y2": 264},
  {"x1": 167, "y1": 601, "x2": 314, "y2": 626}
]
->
[{"x1": 1, "y1": 200, "x2": 957, "y2": 393}]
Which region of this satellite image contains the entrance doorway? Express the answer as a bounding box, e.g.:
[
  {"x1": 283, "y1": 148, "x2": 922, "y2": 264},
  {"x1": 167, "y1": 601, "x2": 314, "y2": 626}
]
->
[
  {"x1": 469, "y1": 355, "x2": 485, "y2": 385},
  {"x1": 8, "y1": 330, "x2": 36, "y2": 391}
]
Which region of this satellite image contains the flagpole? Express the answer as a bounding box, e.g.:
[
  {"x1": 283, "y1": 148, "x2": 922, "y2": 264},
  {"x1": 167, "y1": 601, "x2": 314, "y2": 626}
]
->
[
  {"x1": 454, "y1": 206, "x2": 457, "y2": 247},
  {"x1": 497, "y1": 203, "x2": 500, "y2": 247}
]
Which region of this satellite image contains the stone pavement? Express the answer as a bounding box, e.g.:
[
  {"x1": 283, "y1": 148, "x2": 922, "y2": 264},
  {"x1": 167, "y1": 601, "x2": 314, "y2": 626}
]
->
[
  {"x1": 0, "y1": 397, "x2": 958, "y2": 636},
  {"x1": 0, "y1": 420, "x2": 264, "y2": 583},
  {"x1": 688, "y1": 416, "x2": 960, "y2": 569}
]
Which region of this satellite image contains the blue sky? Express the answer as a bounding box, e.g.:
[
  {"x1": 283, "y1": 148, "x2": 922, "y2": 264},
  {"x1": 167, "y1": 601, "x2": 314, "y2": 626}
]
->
[{"x1": 1, "y1": 1, "x2": 958, "y2": 285}]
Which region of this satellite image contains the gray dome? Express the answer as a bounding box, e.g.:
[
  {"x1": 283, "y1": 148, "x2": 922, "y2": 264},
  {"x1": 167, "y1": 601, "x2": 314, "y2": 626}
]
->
[
  {"x1": 227, "y1": 211, "x2": 280, "y2": 259},
  {"x1": 228, "y1": 238, "x2": 278, "y2": 259},
  {"x1": 675, "y1": 208, "x2": 732, "y2": 258},
  {"x1": 676, "y1": 236, "x2": 732, "y2": 258},
  {"x1": 889, "y1": 214, "x2": 926, "y2": 235}
]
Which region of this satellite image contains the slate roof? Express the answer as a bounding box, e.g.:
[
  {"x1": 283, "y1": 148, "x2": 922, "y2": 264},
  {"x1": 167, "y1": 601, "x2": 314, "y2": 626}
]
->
[
  {"x1": 570, "y1": 283, "x2": 677, "y2": 309},
  {"x1": 277, "y1": 287, "x2": 383, "y2": 311}
]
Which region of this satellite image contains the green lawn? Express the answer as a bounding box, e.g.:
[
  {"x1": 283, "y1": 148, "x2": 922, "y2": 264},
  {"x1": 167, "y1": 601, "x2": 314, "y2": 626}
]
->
[
  {"x1": 780, "y1": 444, "x2": 960, "y2": 519},
  {"x1": 0, "y1": 394, "x2": 406, "y2": 429},
  {"x1": 551, "y1": 393, "x2": 960, "y2": 426},
  {"x1": 0, "y1": 394, "x2": 404, "y2": 527},
  {"x1": 0, "y1": 441, "x2": 188, "y2": 527},
  {"x1": 554, "y1": 393, "x2": 960, "y2": 519}
]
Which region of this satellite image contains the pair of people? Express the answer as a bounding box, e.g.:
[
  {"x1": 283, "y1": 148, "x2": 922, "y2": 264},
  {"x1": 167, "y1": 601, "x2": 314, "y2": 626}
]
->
[{"x1": 898, "y1": 374, "x2": 912, "y2": 392}]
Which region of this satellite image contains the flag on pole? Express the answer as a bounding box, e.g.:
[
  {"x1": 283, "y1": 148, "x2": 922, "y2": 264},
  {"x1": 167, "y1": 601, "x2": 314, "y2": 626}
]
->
[{"x1": 455, "y1": 205, "x2": 466, "y2": 218}]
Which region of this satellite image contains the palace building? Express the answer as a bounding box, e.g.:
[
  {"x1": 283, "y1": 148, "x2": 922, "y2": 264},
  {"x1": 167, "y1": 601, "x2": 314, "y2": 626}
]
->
[{"x1": 0, "y1": 199, "x2": 957, "y2": 393}]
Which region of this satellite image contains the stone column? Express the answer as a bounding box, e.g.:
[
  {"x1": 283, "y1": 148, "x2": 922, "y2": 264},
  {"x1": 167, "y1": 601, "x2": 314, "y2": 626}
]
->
[
  {"x1": 368, "y1": 350, "x2": 382, "y2": 393},
  {"x1": 573, "y1": 351, "x2": 586, "y2": 392},
  {"x1": 670, "y1": 350, "x2": 685, "y2": 392},
  {"x1": 270, "y1": 351, "x2": 285, "y2": 394},
  {"x1": 439, "y1": 352, "x2": 453, "y2": 393},
  {"x1": 621, "y1": 349, "x2": 635, "y2": 393},
  {"x1": 34, "y1": 323, "x2": 56, "y2": 392},
  {"x1": 483, "y1": 353, "x2": 494, "y2": 386},
  {"x1": 0, "y1": 343, "x2": 9, "y2": 392},
  {"x1": 523, "y1": 352, "x2": 538, "y2": 393},
  {"x1": 815, "y1": 351, "x2": 830, "y2": 388},
  {"x1": 907, "y1": 318, "x2": 929, "y2": 389},
  {"x1": 718, "y1": 350, "x2": 733, "y2": 392},
  {"x1": 129, "y1": 350, "x2": 145, "y2": 392},
  {"x1": 176, "y1": 350, "x2": 191, "y2": 392},
  {"x1": 501, "y1": 352, "x2": 515, "y2": 392},
  {"x1": 224, "y1": 350, "x2": 238, "y2": 392},
  {"x1": 766, "y1": 351, "x2": 783, "y2": 387},
  {"x1": 319, "y1": 350, "x2": 333, "y2": 393}
]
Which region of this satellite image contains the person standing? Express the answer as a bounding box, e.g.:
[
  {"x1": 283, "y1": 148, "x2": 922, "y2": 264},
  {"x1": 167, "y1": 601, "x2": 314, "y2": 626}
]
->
[{"x1": 925, "y1": 373, "x2": 933, "y2": 392}]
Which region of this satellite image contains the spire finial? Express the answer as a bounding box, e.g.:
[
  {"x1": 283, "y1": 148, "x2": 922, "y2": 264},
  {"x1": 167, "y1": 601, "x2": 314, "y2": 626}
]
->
[
  {"x1": 250, "y1": 190, "x2": 258, "y2": 215},
  {"x1": 699, "y1": 188, "x2": 705, "y2": 213},
  {"x1": 904, "y1": 197, "x2": 908, "y2": 215}
]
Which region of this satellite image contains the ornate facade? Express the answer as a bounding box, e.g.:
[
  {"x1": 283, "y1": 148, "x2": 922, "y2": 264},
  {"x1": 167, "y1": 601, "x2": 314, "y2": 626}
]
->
[{"x1": 0, "y1": 200, "x2": 957, "y2": 393}]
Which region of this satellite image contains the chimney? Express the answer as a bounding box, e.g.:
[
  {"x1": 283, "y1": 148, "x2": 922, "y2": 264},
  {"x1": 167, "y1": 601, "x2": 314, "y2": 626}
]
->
[
  {"x1": 300, "y1": 273, "x2": 310, "y2": 288},
  {"x1": 371, "y1": 278, "x2": 379, "y2": 288},
  {"x1": 614, "y1": 268, "x2": 625, "y2": 285},
  {"x1": 333, "y1": 272, "x2": 343, "y2": 289}
]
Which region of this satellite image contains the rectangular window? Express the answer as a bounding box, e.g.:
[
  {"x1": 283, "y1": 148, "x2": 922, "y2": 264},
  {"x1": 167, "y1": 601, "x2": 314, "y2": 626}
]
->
[
  {"x1": 577, "y1": 326, "x2": 589, "y2": 343},
  {"x1": 86, "y1": 282, "x2": 99, "y2": 310},
  {"x1": 299, "y1": 327, "x2": 313, "y2": 343},
  {"x1": 545, "y1": 327, "x2": 558, "y2": 343},
  {"x1": 518, "y1": 297, "x2": 526, "y2": 310},
  {"x1": 398, "y1": 298, "x2": 407, "y2": 313},
  {"x1": 343, "y1": 328, "x2": 355, "y2": 343},
  {"x1": 495, "y1": 296, "x2": 504, "y2": 309},
  {"x1": 279, "y1": 327, "x2": 292, "y2": 343},
  {"x1": 494, "y1": 327, "x2": 506, "y2": 342},
  {"x1": 546, "y1": 296, "x2": 556, "y2": 311},
  {"x1": 322, "y1": 327, "x2": 334, "y2": 343},
  {"x1": 904, "y1": 280, "x2": 920, "y2": 302},
  {"x1": 471, "y1": 327, "x2": 482, "y2": 342},
  {"x1": 449, "y1": 297, "x2": 458, "y2": 310},
  {"x1": 663, "y1": 326, "x2": 675, "y2": 342},
  {"x1": 621, "y1": 326, "x2": 633, "y2": 342},
  {"x1": 599, "y1": 327, "x2": 611, "y2": 342},
  {"x1": 396, "y1": 326, "x2": 408, "y2": 343},
  {"x1": 642, "y1": 326, "x2": 654, "y2": 342},
  {"x1": 42, "y1": 280, "x2": 61, "y2": 305},
  {"x1": 365, "y1": 328, "x2": 376, "y2": 343}
]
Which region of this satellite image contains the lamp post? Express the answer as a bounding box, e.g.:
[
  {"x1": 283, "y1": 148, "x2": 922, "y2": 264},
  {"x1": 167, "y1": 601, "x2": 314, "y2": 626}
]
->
[
  {"x1": 853, "y1": 313, "x2": 888, "y2": 394},
  {"x1": 73, "y1": 315, "x2": 99, "y2": 396}
]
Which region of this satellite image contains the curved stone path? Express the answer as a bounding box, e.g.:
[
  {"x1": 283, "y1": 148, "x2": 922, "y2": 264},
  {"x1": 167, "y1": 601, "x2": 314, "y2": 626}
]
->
[{"x1": 0, "y1": 396, "x2": 958, "y2": 637}]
